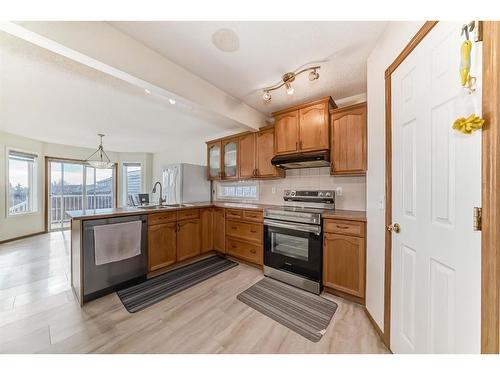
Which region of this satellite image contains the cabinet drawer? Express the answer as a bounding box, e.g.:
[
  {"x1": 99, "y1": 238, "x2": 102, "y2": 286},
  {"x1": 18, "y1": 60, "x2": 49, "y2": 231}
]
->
[
  {"x1": 148, "y1": 211, "x2": 177, "y2": 226},
  {"x1": 242, "y1": 210, "x2": 263, "y2": 222},
  {"x1": 226, "y1": 220, "x2": 262, "y2": 243},
  {"x1": 226, "y1": 238, "x2": 262, "y2": 265},
  {"x1": 324, "y1": 219, "x2": 365, "y2": 237},
  {"x1": 177, "y1": 209, "x2": 200, "y2": 221},
  {"x1": 225, "y1": 209, "x2": 242, "y2": 219}
]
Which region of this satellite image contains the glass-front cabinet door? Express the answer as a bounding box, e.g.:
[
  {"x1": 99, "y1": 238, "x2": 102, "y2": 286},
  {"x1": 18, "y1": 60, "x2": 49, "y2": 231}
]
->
[
  {"x1": 207, "y1": 141, "x2": 221, "y2": 180},
  {"x1": 222, "y1": 138, "x2": 238, "y2": 179}
]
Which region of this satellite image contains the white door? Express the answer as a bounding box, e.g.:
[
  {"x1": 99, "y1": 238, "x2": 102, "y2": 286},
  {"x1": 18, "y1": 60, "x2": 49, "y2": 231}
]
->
[{"x1": 391, "y1": 22, "x2": 482, "y2": 353}]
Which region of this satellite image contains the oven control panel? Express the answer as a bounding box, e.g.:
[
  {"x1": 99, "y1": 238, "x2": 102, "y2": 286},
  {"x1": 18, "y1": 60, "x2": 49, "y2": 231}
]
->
[{"x1": 283, "y1": 190, "x2": 335, "y2": 202}]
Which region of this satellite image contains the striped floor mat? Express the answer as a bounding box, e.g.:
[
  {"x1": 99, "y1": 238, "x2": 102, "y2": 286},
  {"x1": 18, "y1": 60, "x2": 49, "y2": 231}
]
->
[
  {"x1": 237, "y1": 277, "x2": 338, "y2": 342},
  {"x1": 117, "y1": 255, "x2": 238, "y2": 313}
]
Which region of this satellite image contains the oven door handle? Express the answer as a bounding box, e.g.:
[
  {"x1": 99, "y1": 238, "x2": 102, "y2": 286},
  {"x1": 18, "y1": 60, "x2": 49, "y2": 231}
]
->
[{"x1": 264, "y1": 219, "x2": 321, "y2": 235}]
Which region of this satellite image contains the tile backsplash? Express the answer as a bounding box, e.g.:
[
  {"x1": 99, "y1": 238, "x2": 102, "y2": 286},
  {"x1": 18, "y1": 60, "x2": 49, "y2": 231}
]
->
[{"x1": 213, "y1": 167, "x2": 366, "y2": 211}]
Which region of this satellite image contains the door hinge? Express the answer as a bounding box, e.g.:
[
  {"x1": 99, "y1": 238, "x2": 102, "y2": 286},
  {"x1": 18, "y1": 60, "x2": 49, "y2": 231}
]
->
[{"x1": 473, "y1": 207, "x2": 482, "y2": 231}]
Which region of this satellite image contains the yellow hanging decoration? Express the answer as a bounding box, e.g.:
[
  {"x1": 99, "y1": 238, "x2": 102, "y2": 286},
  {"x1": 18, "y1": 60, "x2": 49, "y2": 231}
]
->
[
  {"x1": 452, "y1": 114, "x2": 485, "y2": 134},
  {"x1": 459, "y1": 40, "x2": 472, "y2": 87}
]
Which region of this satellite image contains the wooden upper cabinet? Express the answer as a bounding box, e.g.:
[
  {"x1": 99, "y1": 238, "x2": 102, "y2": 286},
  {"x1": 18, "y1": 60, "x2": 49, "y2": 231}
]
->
[
  {"x1": 330, "y1": 102, "x2": 367, "y2": 176},
  {"x1": 256, "y1": 126, "x2": 283, "y2": 178},
  {"x1": 274, "y1": 111, "x2": 299, "y2": 155},
  {"x1": 273, "y1": 97, "x2": 336, "y2": 155},
  {"x1": 222, "y1": 138, "x2": 239, "y2": 179},
  {"x1": 148, "y1": 223, "x2": 177, "y2": 271},
  {"x1": 177, "y1": 219, "x2": 201, "y2": 262},
  {"x1": 207, "y1": 140, "x2": 222, "y2": 180},
  {"x1": 239, "y1": 133, "x2": 256, "y2": 179}
]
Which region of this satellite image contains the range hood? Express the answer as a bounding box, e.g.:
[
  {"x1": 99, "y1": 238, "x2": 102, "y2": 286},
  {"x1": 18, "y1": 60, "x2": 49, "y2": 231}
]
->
[{"x1": 271, "y1": 150, "x2": 330, "y2": 169}]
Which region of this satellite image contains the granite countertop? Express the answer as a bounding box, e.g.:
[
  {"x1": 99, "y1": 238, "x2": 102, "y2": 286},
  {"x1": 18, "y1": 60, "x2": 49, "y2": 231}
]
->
[{"x1": 67, "y1": 201, "x2": 366, "y2": 222}]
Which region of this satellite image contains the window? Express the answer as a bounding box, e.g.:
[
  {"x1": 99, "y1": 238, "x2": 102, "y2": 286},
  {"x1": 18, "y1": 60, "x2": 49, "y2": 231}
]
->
[
  {"x1": 123, "y1": 163, "x2": 142, "y2": 206},
  {"x1": 8, "y1": 149, "x2": 38, "y2": 216},
  {"x1": 216, "y1": 181, "x2": 258, "y2": 201}
]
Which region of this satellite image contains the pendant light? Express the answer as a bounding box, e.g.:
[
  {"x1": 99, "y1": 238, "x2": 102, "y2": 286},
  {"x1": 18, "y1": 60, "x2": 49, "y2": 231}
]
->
[{"x1": 85, "y1": 134, "x2": 114, "y2": 169}]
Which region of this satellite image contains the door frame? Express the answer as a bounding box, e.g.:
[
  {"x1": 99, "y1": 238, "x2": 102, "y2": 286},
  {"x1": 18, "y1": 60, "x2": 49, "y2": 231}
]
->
[
  {"x1": 44, "y1": 156, "x2": 118, "y2": 232},
  {"x1": 383, "y1": 21, "x2": 500, "y2": 353}
]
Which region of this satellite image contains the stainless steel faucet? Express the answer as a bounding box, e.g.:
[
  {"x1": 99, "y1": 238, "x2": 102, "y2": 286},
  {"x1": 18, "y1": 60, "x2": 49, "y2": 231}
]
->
[{"x1": 152, "y1": 181, "x2": 165, "y2": 206}]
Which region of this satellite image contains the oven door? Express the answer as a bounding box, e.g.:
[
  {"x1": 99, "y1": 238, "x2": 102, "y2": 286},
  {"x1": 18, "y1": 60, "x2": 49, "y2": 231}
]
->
[{"x1": 263, "y1": 219, "x2": 322, "y2": 282}]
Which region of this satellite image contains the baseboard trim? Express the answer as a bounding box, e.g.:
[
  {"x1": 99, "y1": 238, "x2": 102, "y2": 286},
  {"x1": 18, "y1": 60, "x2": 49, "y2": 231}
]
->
[
  {"x1": 364, "y1": 306, "x2": 391, "y2": 352},
  {"x1": 0, "y1": 231, "x2": 46, "y2": 245},
  {"x1": 323, "y1": 286, "x2": 365, "y2": 305}
]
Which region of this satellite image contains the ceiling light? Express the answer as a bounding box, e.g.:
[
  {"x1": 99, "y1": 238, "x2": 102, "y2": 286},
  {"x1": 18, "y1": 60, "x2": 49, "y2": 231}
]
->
[
  {"x1": 144, "y1": 88, "x2": 151, "y2": 95},
  {"x1": 261, "y1": 65, "x2": 320, "y2": 102},
  {"x1": 308, "y1": 69, "x2": 319, "y2": 81},
  {"x1": 85, "y1": 134, "x2": 114, "y2": 169},
  {"x1": 212, "y1": 28, "x2": 240, "y2": 52},
  {"x1": 169, "y1": 98, "x2": 176, "y2": 105}
]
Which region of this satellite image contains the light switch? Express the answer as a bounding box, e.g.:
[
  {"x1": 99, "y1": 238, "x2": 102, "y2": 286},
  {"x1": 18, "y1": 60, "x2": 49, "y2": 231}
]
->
[
  {"x1": 272, "y1": 187, "x2": 276, "y2": 194},
  {"x1": 336, "y1": 187, "x2": 343, "y2": 196}
]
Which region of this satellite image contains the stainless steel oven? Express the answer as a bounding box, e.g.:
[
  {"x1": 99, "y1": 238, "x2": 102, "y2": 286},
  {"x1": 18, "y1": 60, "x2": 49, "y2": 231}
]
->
[{"x1": 263, "y1": 190, "x2": 334, "y2": 294}]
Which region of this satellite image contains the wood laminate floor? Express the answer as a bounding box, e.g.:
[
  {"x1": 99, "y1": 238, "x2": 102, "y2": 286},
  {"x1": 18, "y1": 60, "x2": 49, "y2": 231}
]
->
[{"x1": 0, "y1": 232, "x2": 389, "y2": 354}]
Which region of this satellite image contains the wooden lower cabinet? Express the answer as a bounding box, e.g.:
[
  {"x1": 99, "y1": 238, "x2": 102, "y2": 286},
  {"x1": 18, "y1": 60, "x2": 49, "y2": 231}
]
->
[
  {"x1": 148, "y1": 222, "x2": 177, "y2": 272},
  {"x1": 213, "y1": 207, "x2": 225, "y2": 253},
  {"x1": 200, "y1": 208, "x2": 213, "y2": 253},
  {"x1": 226, "y1": 237, "x2": 262, "y2": 265},
  {"x1": 177, "y1": 219, "x2": 201, "y2": 262},
  {"x1": 323, "y1": 231, "x2": 365, "y2": 298}
]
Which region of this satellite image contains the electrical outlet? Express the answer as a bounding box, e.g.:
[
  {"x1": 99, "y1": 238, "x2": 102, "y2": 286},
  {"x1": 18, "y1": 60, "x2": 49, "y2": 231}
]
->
[
  {"x1": 272, "y1": 187, "x2": 276, "y2": 194},
  {"x1": 336, "y1": 187, "x2": 343, "y2": 196}
]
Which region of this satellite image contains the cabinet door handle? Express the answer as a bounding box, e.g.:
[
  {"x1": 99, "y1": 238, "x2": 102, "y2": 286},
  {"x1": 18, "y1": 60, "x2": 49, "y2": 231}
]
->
[
  {"x1": 177, "y1": 223, "x2": 180, "y2": 232},
  {"x1": 250, "y1": 229, "x2": 257, "y2": 233},
  {"x1": 250, "y1": 249, "x2": 256, "y2": 254},
  {"x1": 231, "y1": 226, "x2": 237, "y2": 230},
  {"x1": 336, "y1": 225, "x2": 349, "y2": 229},
  {"x1": 296, "y1": 141, "x2": 298, "y2": 150},
  {"x1": 299, "y1": 141, "x2": 303, "y2": 149}
]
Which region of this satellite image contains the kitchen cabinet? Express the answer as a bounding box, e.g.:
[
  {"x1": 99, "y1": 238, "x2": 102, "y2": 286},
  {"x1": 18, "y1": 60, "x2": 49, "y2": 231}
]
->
[
  {"x1": 298, "y1": 102, "x2": 330, "y2": 151},
  {"x1": 330, "y1": 102, "x2": 367, "y2": 176},
  {"x1": 207, "y1": 140, "x2": 222, "y2": 180},
  {"x1": 225, "y1": 209, "x2": 263, "y2": 266},
  {"x1": 148, "y1": 222, "x2": 177, "y2": 271},
  {"x1": 213, "y1": 207, "x2": 225, "y2": 253},
  {"x1": 177, "y1": 219, "x2": 201, "y2": 262},
  {"x1": 200, "y1": 208, "x2": 213, "y2": 253},
  {"x1": 323, "y1": 219, "x2": 366, "y2": 300},
  {"x1": 256, "y1": 126, "x2": 284, "y2": 178},
  {"x1": 274, "y1": 111, "x2": 299, "y2": 154},
  {"x1": 222, "y1": 138, "x2": 238, "y2": 179},
  {"x1": 273, "y1": 97, "x2": 336, "y2": 155},
  {"x1": 239, "y1": 133, "x2": 256, "y2": 179}
]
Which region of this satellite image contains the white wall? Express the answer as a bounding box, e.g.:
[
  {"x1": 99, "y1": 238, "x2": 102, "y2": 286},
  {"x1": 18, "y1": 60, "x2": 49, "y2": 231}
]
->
[
  {"x1": 0, "y1": 130, "x2": 153, "y2": 241},
  {"x1": 365, "y1": 21, "x2": 424, "y2": 332}
]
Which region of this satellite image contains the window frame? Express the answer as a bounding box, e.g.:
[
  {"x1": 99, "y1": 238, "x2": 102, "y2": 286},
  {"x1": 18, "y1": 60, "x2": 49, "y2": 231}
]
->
[
  {"x1": 122, "y1": 161, "x2": 143, "y2": 206},
  {"x1": 6, "y1": 146, "x2": 39, "y2": 218},
  {"x1": 216, "y1": 181, "x2": 259, "y2": 201}
]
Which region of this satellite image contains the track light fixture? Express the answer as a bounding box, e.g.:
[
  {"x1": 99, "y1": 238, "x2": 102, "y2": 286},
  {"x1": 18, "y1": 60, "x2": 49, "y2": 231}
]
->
[{"x1": 261, "y1": 65, "x2": 320, "y2": 102}]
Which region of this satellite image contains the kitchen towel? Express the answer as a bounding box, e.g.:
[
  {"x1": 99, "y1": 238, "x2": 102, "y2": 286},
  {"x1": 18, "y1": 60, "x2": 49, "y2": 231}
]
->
[{"x1": 93, "y1": 221, "x2": 142, "y2": 265}]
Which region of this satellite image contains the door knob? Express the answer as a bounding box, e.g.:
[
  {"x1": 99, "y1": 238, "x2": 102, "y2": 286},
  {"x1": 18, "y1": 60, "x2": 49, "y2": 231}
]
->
[{"x1": 387, "y1": 223, "x2": 401, "y2": 233}]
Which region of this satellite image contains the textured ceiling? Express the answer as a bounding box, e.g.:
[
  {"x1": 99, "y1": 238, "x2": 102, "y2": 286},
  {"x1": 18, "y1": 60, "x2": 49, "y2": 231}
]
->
[
  {"x1": 110, "y1": 21, "x2": 387, "y2": 113},
  {"x1": 0, "y1": 32, "x2": 241, "y2": 153}
]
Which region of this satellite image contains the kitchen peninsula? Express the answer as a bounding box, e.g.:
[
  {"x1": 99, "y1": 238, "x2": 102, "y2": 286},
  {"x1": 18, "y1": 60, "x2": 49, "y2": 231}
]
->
[{"x1": 67, "y1": 202, "x2": 366, "y2": 305}]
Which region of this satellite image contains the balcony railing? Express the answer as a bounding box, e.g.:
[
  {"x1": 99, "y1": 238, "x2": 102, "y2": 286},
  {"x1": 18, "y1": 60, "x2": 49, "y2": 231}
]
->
[
  {"x1": 50, "y1": 194, "x2": 113, "y2": 226},
  {"x1": 8, "y1": 201, "x2": 28, "y2": 214}
]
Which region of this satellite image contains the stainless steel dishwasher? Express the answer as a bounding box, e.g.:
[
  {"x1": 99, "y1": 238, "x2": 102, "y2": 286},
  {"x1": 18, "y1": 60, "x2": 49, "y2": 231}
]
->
[{"x1": 82, "y1": 215, "x2": 148, "y2": 302}]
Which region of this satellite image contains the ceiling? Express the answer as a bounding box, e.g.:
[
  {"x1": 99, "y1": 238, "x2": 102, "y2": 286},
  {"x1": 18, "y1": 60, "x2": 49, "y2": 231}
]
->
[
  {"x1": 110, "y1": 21, "x2": 388, "y2": 114},
  {"x1": 0, "y1": 31, "x2": 241, "y2": 153}
]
